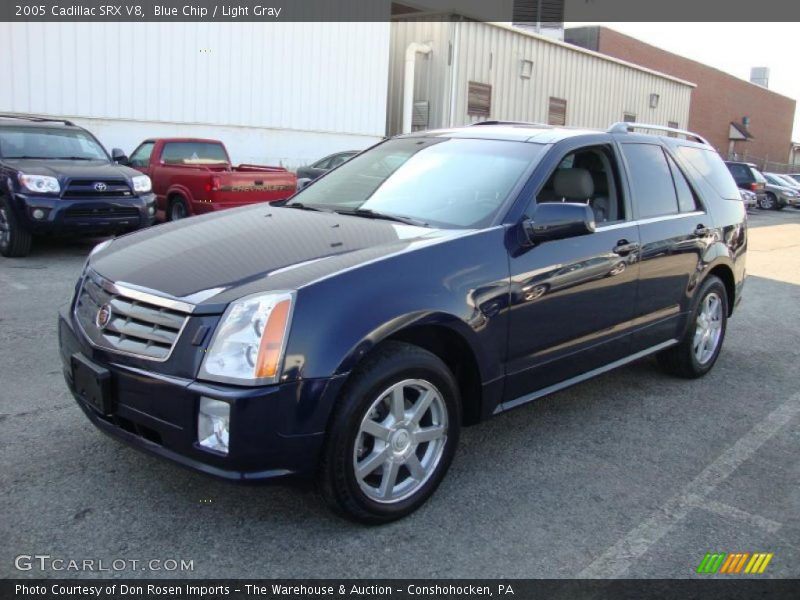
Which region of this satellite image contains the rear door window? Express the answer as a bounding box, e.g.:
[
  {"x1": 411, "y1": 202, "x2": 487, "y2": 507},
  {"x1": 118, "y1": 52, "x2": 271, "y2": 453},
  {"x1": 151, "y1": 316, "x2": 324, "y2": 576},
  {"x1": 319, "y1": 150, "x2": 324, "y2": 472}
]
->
[
  {"x1": 621, "y1": 143, "x2": 678, "y2": 218},
  {"x1": 161, "y1": 142, "x2": 228, "y2": 165}
]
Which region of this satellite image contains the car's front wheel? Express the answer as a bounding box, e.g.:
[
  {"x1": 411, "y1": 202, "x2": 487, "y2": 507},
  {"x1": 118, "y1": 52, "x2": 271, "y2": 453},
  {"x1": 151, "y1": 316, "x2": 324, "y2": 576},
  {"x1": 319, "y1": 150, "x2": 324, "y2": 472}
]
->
[
  {"x1": 657, "y1": 275, "x2": 728, "y2": 378},
  {"x1": 319, "y1": 341, "x2": 461, "y2": 524},
  {"x1": 0, "y1": 198, "x2": 33, "y2": 258}
]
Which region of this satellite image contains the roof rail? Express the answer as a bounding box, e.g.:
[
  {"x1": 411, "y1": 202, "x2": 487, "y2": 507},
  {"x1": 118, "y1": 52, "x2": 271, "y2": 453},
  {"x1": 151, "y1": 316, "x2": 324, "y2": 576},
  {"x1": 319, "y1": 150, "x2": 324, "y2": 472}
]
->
[
  {"x1": 608, "y1": 122, "x2": 709, "y2": 145},
  {"x1": 470, "y1": 120, "x2": 554, "y2": 128},
  {"x1": 0, "y1": 113, "x2": 75, "y2": 126}
]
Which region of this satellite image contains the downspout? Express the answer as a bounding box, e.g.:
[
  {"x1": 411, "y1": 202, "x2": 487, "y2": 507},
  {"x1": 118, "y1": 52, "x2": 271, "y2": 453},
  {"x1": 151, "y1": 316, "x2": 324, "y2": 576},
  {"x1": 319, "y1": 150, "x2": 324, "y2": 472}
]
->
[
  {"x1": 403, "y1": 42, "x2": 432, "y2": 134},
  {"x1": 448, "y1": 20, "x2": 461, "y2": 127}
]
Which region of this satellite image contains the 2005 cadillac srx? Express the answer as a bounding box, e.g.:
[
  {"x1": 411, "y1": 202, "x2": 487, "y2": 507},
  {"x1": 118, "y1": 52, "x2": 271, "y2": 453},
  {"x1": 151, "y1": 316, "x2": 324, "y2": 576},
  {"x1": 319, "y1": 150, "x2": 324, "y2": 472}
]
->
[{"x1": 59, "y1": 122, "x2": 747, "y2": 523}]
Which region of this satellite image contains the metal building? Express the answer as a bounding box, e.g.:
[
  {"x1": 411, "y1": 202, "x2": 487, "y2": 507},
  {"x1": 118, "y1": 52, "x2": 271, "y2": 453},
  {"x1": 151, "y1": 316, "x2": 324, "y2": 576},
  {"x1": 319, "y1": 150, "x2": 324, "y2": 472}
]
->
[
  {"x1": 0, "y1": 21, "x2": 390, "y2": 168},
  {"x1": 387, "y1": 17, "x2": 694, "y2": 136}
]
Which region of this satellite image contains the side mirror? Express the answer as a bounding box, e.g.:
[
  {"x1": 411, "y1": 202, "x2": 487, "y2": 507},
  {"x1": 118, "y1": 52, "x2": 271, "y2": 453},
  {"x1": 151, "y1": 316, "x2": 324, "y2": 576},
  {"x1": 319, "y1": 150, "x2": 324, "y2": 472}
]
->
[
  {"x1": 523, "y1": 202, "x2": 596, "y2": 245},
  {"x1": 111, "y1": 148, "x2": 129, "y2": 165},
  {"x1": 296, "y1": 177, "x2": 312, "y2": 190}
]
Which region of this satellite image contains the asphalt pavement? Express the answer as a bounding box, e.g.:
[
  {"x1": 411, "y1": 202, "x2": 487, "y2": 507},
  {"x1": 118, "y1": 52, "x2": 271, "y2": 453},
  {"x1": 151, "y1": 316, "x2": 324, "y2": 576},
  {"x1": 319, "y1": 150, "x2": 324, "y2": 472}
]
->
[{"x1": 1, "y1": 208, "x2": 798, "y2": 579}]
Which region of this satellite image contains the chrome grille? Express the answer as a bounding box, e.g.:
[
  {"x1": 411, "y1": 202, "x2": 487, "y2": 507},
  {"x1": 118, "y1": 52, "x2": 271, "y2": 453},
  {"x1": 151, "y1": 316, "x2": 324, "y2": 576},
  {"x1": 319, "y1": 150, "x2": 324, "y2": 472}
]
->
[{"x1": 74, "y1": 271, "x2": 190, "y2": 361}]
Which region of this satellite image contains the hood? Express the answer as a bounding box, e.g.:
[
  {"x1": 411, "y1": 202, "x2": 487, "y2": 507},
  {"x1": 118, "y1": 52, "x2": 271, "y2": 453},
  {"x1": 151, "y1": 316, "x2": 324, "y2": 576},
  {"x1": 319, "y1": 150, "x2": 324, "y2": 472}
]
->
[
  {"x1": 89, "y1": 205, "x2": 460, "y2": 311},
  {"x1": 4, "y1": 158, "x2": 140, "y2": 181}
]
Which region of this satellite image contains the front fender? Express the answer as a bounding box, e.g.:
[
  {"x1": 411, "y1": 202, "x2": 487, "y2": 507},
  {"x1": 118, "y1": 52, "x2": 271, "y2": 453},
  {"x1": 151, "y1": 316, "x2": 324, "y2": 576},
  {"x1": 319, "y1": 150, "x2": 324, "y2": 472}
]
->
[{"x1": 280, "y1": 227, "x2": 511, "y2": 385}]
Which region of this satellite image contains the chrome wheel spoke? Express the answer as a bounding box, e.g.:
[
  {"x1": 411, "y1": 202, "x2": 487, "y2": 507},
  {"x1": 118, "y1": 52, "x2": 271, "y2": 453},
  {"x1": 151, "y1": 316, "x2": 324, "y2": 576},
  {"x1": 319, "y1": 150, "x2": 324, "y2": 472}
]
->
[
  {"x1": 406, "y1": 454, "x2": 426, "y2": 481},
  {"x1": 390, "y1": 387, "x2": 406, "y2": 420},
  {"x1": 362, "y1": 418, "x2": 391, "y2": 441},
  {"x1": 378, "y1": 461, "x2": 401, "y2": 499},
  {"x1": 694, "y1": 291, "x2": 723, "y2": 365},
  {"x1": 413, "y1": 424, "x2": 445, "y2": 444},
  {"x1": 408, "y1": 390, "x2": 434, "y2": 425},
  {"x1": 356, "y1": 447, "x2": 389, "y2": 478}
]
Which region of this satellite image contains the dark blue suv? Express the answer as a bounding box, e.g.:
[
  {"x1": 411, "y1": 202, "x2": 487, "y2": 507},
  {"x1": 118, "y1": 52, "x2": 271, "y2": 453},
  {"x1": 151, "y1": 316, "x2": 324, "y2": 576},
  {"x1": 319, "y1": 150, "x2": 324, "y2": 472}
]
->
[
  {"x1": 59, "y1": 122, "x2": 747, "y2": 523},
  {"x1": 0, "y1": 114, "x2": 156, "y2": 257}
]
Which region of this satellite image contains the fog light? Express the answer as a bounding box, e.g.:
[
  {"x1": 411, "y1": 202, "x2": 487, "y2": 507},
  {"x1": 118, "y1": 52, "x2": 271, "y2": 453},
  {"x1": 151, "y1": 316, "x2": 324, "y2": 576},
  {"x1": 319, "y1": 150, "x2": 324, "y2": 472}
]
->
[
  {"x1": 148, "y1": 205, "x2": 155, "y2": 216},
  {"x1": 32, "y1": 208, "x2": 46, "y2": 220},
  {"x1": 198, "y1": 397, "x2": 230, "y2": 454}
]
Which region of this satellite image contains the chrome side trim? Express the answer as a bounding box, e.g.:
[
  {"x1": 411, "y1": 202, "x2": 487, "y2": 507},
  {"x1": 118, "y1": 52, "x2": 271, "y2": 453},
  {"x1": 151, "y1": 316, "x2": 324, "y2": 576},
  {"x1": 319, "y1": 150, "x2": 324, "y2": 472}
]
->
[
  {"x1": 594, "y1": 211, "x2": 706, "y2": 232},
  {"x1": 495, "y1": 339, "x2": 678, "y2": 414}
]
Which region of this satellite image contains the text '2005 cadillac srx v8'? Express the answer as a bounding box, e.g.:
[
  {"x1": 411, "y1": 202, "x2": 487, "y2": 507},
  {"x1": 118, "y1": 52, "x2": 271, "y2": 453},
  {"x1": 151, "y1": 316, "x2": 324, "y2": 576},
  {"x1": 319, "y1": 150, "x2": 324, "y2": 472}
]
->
[{"x1": 59, "y1": 122, "x2": 746, "y2": 523}]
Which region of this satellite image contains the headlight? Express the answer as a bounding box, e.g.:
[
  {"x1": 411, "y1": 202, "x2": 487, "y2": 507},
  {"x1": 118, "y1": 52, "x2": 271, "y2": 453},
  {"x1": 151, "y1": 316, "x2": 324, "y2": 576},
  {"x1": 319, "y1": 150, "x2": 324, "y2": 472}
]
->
[
  {"x1": 198, "y1": 291, "x2": 294, "y2": 385},
  {"x1": 18, "y1": 173, "x2": 60, "y2": 194},
  {"x1": 131, "y1": 174, "x2": 152, "y2": 193}
]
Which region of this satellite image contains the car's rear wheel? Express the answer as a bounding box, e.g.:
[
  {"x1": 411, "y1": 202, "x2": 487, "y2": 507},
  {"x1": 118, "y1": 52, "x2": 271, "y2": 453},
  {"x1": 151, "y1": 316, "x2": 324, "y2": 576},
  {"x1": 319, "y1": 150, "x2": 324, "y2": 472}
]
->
[
  {"x1": 657, "y1": 275, "x2": 728, "y2": 378},
  {"x1": 0, "y1": 199, "x2": 33, "y2": 258},
  {"x1": 319, "y1": 341, "x2": 461, "y2": 524},
  {"x1": 168, "y1": 196, "x2": 189, "y2": 221}
]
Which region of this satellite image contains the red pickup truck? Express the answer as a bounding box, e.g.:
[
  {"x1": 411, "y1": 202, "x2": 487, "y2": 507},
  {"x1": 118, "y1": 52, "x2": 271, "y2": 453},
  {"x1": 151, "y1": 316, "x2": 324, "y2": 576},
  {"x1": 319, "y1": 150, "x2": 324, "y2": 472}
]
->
[{"x1": 126, "y1": 138, "x2": 296, "y2": 221}]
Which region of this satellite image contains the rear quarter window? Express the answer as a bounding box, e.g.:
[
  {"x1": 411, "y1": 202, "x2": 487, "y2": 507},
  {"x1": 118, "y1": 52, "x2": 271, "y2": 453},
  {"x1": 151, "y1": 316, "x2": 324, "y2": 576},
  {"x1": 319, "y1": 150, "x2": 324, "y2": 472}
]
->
[
  {"x1": 161, "y1": 142, "x2": 228, "y2": 165},
  {"x1": 676, "y1": 147, "x2": 742, "y2": 200}
]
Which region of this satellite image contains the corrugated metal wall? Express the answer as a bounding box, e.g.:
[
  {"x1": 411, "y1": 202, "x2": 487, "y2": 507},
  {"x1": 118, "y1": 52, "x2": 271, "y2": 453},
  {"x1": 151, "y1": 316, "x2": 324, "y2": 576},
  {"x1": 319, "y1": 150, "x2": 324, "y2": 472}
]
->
[
  {"x1": 0, "y1": 21, "x2": 390, "y2": 166},
  {"x1": 388, "y1": 19, "x2": 693, "y2": 135}
]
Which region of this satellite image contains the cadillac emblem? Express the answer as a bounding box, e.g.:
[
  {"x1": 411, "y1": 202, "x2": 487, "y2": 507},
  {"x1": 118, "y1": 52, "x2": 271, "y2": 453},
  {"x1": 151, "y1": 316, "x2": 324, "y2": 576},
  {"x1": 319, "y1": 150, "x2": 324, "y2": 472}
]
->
[{"x1": 95, "y1": 304, "x2": 113, "y2": 329}]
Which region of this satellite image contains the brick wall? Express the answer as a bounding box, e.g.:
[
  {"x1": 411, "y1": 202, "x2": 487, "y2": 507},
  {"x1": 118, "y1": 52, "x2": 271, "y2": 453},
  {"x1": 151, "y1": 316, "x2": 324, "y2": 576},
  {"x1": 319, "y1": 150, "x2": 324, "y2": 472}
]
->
[{"x1": 566, "y1": 27, "x2": 796, "y2": 169}]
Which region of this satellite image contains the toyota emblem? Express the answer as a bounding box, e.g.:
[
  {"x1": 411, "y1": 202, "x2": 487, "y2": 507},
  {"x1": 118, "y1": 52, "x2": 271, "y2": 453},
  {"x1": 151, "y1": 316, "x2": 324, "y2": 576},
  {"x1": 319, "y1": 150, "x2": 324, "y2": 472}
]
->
[
  {"x1": 95, "y1": 304, "x2": 113, "y2": 329},
  {"x1": 94, "y1": 182, "x2": 107, "y2": 192}
]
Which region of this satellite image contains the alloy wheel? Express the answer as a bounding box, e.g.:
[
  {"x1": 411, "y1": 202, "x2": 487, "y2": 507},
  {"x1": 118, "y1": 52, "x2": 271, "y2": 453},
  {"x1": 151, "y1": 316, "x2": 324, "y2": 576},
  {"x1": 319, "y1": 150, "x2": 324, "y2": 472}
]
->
[
  {"x1": 353, "y1": 379, "x2": 448, "y2": 504},
  {"x1": 694, "y1": 292, "x2": 723, "y2": 365}
]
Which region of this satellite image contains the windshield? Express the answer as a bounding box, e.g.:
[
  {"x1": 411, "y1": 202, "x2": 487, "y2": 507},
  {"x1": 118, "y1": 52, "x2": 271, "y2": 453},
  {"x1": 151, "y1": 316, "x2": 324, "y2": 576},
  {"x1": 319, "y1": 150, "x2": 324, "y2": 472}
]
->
[
  {"x1": 0, "y1": 126, "x2": 108, "y2": 160},
  {"x1": 289, "y1": 137, "x2": 545, "y2": 228}
]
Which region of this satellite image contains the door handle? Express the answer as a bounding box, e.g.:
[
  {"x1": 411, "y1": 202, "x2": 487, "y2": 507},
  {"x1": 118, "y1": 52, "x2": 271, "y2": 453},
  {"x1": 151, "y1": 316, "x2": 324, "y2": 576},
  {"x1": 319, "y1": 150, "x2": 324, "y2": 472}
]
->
[
  {"x1": 613, "y1": 239, "x2": 640, "y2": 255},
  {"x1": 694, "y1": 224, "x2": 711, "y2": 237}
]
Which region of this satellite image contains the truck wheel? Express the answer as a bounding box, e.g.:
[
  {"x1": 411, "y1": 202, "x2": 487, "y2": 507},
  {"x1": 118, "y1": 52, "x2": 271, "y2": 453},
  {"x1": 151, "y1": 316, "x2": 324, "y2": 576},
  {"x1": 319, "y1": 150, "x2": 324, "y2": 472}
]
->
[
  {"x1": 657, "y1": 275, "x2": 728, "y2": 378},
  {"x1": 319, "y1": 341, "x2": 461, "y2": 524},
  {"x1": 168, "y1": 196, "x2": 189, "y2": 221},
  {"x1": 0, "y1": 199, "x2": 33, "y2": 258}
]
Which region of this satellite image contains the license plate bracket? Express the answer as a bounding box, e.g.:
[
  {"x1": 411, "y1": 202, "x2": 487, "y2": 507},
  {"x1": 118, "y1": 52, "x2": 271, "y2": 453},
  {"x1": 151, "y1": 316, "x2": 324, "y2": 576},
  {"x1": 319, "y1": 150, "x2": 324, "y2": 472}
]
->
[{"x1": 71, "y1": 353, "x2": 114, "y2": 415}]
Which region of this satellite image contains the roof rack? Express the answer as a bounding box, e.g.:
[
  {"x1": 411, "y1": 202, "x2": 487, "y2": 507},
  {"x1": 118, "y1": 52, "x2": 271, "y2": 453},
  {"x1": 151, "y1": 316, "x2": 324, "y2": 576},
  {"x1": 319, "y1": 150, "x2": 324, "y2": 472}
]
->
[
  {"x1": 608, "y1": 122, "x2": 709, "y2": 145},
  {"x1": 0, "y1": 113, "x2": 75, "y2": 126},
  {"x1": 470, "y1": 120, "x2": 554, "y2": 129}
]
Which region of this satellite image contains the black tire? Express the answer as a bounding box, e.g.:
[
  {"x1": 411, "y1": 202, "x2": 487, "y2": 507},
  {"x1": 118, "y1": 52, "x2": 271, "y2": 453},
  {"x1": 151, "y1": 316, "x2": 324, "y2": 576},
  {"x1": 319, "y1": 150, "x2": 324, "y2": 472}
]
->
[
  {"x1": 767, "y1": 193, "x2": 784, "y2": 211},
  {"x1": 319, "y1": 341, "x2": 461, "y2": 524},
  {"x1": 0, "y1": 198, "x2": 33, "y2": 258},
  {"x1": 168, "y1": 196, "x2": 189, "y2": 221},
  {"x1": 657, "y1": 275, "x2": 728, "y2": 378}
]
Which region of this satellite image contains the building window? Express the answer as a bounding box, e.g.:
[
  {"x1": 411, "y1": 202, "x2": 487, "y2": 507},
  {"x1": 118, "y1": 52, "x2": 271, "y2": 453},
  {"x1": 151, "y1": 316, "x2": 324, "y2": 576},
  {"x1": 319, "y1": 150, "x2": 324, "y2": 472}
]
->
[
  {"x1": 467, "y1": 82, "x2": 492, "y2": 118},
  {"x1": 548, "y1": 97, "x2": 567, "y2": 126},
  {"x1": 667, "y1": 121, "x2": 679, "y2": 137},
  {"x1": 649, "y1": 94, "x2": 660, "y2": 108},
  {"x1": 623, "y1": 113, "x2": 637, "y2": 123},
  {"x1": 520, "y1": 59, "x2": 534, "y2": 79}
]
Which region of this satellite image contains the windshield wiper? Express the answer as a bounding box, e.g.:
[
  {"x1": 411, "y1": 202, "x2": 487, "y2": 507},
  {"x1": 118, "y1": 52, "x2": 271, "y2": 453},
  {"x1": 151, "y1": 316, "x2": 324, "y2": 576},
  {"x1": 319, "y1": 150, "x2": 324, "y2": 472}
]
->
[
  {"x1": 335, "y1": 208, "x2": 429, "y2": 227},
  {"x1": 284, "y1": 202, "x2": 333, "y2": 213},
  {"x1": 51, "y1": 156, "x2": 98, "y2": 160}
]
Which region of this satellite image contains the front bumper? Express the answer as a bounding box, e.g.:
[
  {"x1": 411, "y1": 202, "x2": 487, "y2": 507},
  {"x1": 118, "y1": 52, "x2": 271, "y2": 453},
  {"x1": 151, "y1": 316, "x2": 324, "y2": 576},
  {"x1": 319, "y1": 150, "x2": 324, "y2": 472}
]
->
[
  {"x1": 14, "y1": 192, "x2": 156, "y2": 234},
  {"x1": 781, "y1": 195, "x2": 800, "y2": 207},
  {"x1": 58, "y1": 308, "x2": 345, "y2": 482}
]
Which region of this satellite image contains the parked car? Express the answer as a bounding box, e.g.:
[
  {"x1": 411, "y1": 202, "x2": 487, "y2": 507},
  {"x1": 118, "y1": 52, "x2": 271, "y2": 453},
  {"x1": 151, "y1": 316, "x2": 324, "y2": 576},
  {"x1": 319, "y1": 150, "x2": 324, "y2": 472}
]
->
[
  {"x1": 0, "y1": 114, "x2": 156, "y2": 257},
  {"x1": 60, "y1": 121, "x2": 746, "y2": 523},
  {"x1": 724, "y1": 161, "x2": 777, "y2": 209},
  {"x1": 125, "y1": 138, "x2": 296, "y2": 221},
  {"x1": 296, "y1": 150, "x2": 359, "y2": 182},
  {"x1": 761, "y1": 173, "x2": 800, "y2": 209},
  {"x1": 739, "y1": 189, "x2": 757, "y2": 210},
  {"x1": 786, "y1": 174, "x2": 800, "y2": 184}
]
